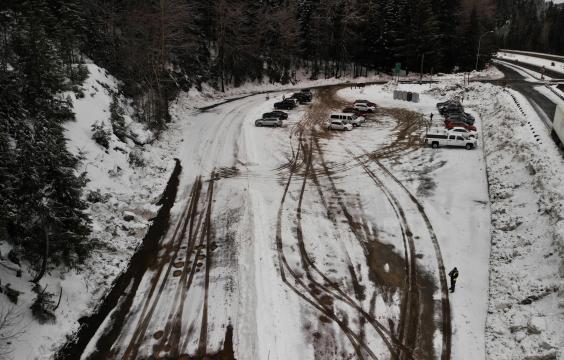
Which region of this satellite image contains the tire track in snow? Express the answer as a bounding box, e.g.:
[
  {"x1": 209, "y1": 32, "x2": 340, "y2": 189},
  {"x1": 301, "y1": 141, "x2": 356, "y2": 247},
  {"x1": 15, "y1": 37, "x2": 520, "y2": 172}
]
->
[
  {"x1": 87, "y1": 177, "x2": 200, "y2": 359},
  {"x1": 274, "y1": 137, "x2": 379, "y2": 360},
  {"x1": 153, "y1": 177, "x2": 207, "y2": 357},
  {"x1": 349, "y1": 150, "x2": 420, "y2": 360},
  {"x1": 311, "y1": 137, "x2": 420, "y2": 359},
  {"x1": 196, "y1": 176, "x2": 215, "y2": 356},
  {"x1": 122, "y1": 178, "x2": 208, "y2": 359},
  {"x1": 294, "y1": 139, "x2": 406, "y2": 359},
  {"x1": 365, "y1": 154, "x2": 452, "y2": 360},
  {"x1": 286, "y1": 94, "x2": 419, "y2": 358}
]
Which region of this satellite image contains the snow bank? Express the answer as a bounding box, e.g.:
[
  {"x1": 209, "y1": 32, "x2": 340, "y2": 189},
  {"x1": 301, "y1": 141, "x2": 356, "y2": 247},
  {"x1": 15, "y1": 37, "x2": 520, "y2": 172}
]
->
[{"x1": 457, "y1": 82, "x2": 563, "y2": 359}]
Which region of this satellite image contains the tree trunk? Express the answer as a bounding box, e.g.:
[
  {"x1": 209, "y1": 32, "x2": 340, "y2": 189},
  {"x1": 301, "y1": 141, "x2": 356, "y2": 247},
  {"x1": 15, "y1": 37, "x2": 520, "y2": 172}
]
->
[{"x1": 32, "y1": 220, "x2": 49, "y2": 284}]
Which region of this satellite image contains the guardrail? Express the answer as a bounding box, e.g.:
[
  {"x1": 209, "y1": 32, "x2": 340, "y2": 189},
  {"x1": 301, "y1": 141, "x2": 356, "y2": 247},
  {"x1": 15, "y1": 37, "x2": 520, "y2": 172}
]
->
[{"x1": 499, "y1": 49, "x2": 564, "y2": 63}]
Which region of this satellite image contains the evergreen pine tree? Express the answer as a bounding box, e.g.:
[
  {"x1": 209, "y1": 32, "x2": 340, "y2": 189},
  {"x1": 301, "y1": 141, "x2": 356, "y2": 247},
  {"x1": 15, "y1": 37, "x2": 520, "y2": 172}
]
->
[{"x1": 1, "y1": 0, "x2": 91, "y2": 272}]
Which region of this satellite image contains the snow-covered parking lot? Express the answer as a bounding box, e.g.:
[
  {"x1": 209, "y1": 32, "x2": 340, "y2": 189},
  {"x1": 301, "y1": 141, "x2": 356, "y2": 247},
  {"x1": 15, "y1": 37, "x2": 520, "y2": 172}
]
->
[
  {"x1": 4, "y1": 69, "x2": 563, "y2": 360},
  {"x1": 76, "y1": 76, "x2": 564, "y2": 360}
]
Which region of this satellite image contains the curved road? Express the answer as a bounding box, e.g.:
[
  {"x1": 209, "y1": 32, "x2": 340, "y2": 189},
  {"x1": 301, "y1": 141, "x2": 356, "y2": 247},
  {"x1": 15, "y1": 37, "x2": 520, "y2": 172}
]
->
[{"x1": 493, "y1": 61, "x2": 558, "y2": 123}]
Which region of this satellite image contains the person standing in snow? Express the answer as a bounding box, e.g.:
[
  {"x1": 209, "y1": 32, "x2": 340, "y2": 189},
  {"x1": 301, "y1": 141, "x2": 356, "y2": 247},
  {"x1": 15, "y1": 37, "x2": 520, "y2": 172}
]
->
[
  {"x1": 448, "y1": 267, "x2": 459, "y2": 293},
  {"x1": 430, "y1": 113, "x2": 434, "y2": 121}
]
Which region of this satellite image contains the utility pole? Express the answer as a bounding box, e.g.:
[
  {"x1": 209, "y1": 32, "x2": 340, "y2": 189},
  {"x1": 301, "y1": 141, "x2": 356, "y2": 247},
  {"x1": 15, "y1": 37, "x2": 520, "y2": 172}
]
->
[{"x1": 475, "y1": 30, "x2": 494, "y2": 71}]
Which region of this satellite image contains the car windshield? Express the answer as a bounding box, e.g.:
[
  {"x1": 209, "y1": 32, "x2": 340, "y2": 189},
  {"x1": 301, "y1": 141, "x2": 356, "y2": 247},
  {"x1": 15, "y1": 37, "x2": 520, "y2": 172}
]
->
[{"x1": 351, "y1": 114, "x2": 357, "y2": 120}]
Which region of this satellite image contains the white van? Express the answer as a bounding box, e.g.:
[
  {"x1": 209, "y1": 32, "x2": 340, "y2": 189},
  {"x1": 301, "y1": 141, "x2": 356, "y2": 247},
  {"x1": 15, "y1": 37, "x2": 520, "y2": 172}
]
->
[
  {"x1": 329, "y1": 112, "x2": 365, "y2": 127},
  {"x1": 327, "y1": 120, "x2": 353, "y2": 131}
]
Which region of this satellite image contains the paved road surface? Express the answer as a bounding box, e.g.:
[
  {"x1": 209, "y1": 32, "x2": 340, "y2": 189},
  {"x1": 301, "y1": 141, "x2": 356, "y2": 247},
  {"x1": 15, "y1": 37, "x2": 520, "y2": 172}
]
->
[{"x1": 494, "y1": 61, "x2": 557, "y2": 123}]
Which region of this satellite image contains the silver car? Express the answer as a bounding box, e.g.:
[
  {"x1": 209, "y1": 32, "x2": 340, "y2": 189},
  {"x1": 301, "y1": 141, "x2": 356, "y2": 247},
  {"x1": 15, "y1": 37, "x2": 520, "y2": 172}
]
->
[{"x1": 255, "y1": 117, "x2": 282, "y2": 127}]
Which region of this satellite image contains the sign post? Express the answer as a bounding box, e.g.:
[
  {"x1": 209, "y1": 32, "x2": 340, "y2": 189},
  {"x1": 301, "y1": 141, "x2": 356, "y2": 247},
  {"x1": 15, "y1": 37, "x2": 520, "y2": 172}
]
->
[{"x1": 393, "y1": 63, "x2": 401, "y2": 83}]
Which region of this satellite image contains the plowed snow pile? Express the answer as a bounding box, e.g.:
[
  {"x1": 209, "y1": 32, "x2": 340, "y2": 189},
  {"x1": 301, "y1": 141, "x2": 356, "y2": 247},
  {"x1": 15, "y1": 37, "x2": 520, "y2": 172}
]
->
[{"x1": 430, "y1": 81, "x2": 563, "y2": 359}]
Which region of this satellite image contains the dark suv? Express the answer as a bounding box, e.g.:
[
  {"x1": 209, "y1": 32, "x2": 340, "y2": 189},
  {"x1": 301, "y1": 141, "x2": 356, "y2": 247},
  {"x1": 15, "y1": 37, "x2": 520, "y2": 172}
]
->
[
  {"x1": 291, "y1": 92, "x2": 310, "y2": 104},
  {"x1": 437, "y1": 100, "x2": 463, "y2": 115},
  {"x1": 445, "y1": 112, "x2": 475, "y2": 125},
  {"x1": 274, "y1": 99, "x2": 296, "y2": 110},
  {"x1": 342, "y1": 107, "x2": 361, "y2": 116},
  {"x1": 300, "y1": 88, "x2": 313, "y2": 101},
  {"x1": 262, "y1": 111, "x2": 288, "y2": 120},
  {"x1": 440, "y1": 104, "x2": 464, "y2": 116}
]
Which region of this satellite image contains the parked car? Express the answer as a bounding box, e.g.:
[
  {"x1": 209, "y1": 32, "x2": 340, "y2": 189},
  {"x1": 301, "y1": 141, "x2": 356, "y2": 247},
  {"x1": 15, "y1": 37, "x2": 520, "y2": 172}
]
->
[
  {"x1": 255, "y1": 117, "x2": 282, "y2": 127},
  {"x1": 437, "y1": 99, "x2": 461, "y2": 111},
  {"x1": 437, "y1": 100, "x2": 463, "y2": 114},
  {"x1": 443, "y1": 108, "x2": 465, "y2": 117},
  {"x1": 444, "y1": 119, "x2": 477, "y2": 132},
  {"x1": 425, "y1": 131, "x2": 477, "y2": 149},
  {"x1": 274, "y1": 99, "x2": 296, "y2": 110},
  {"x1": 354, "y1": 99, "x2": 376, "y2": 107},
  {"x1": 354, "y1": 102, "x2": 376, "y2": 113},
  {"x1": 299, "y1": 88, "x2": 313, "y2": 101},
  {"x1": 329, "y1": 112, "x2": 365, "y2": 127},
  {"x1": 446, "y1": 112, "x2": 474, "y2": 125},
  {"x1": 449, "y1": 126, "x2": 478, "y2": 139},
  {"x1": 327, "y1": 120, "x2": 353, "y2": 131},
  {"x1": 262, "y1": 111, "x2": 288, "y2": 120},
  {"x1": 286, "y1": 97, "x2": 300, "y2": 106},
  {"x1": 342, "y1": 107, "x2": 362, "y2": 116},
  {"x1": 463, "y1": 112, "x2": 476, "y2": 125},
  {"x1": 439, "y1": 103, "x2": 464, "y2": 115},
  {"x1": 291, "y1": 92, "x2": 310, "y2": 104}
]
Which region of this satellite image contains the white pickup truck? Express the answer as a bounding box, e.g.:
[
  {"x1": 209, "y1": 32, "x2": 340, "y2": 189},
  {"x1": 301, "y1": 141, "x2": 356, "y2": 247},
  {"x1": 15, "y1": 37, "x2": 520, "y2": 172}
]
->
[{"x1": 425, "y1": 130, "x2": 477, "y2": 150}]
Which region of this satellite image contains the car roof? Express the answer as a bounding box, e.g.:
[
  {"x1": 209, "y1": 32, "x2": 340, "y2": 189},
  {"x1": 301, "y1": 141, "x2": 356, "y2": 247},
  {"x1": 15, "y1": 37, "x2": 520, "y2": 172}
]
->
[
  {"x1": 331, "y1": 112, "x2": 354, "y2": 116},
  {"x1": 450, "y1": 126, "x2": 468, "y2": 131}
]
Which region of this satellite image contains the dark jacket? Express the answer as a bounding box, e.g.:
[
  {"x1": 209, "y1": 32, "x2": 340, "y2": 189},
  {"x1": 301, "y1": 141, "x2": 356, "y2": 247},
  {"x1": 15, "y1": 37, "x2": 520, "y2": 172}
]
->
[{"x1": 449, "y1": 268, "x2": 459, "y2": 280}]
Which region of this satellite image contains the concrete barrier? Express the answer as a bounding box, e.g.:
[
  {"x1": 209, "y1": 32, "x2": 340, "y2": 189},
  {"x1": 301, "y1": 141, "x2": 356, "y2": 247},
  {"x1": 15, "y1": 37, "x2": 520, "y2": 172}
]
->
[{"x1": 393, "y1": 90, "x2": 420, "y2": 103}]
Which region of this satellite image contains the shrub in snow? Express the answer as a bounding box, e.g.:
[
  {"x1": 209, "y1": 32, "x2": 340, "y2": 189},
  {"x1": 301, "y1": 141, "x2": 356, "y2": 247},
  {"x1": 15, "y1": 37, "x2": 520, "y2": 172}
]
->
[
  {"x1": 110, "y1": 95, "x2": 127, "y2": 142},
  {"x1": 91, "y1": 121, "x2": 110, "y2": 149},
  {"x1": 69, "y1": 64, "x2": 89, "y2": 84},
  {"x1": 128, "y1": 149, "x2": 145, "y2": 168},
  {"x1": 72, "y1": 85, "x2": 85, "y2": 99},
  {"x1": 7, "y1": 249, "x2": 20, "y2": 266},
  {"x1": 0, "y1": 284, "x2": 21, "y2": 304},
  {"x1": 108, "y1": 166, "x2": 122, "y2": 177},
  {"x1": 86, "y1": 189, "x2": 110, "y2": 203},
  {"x1": 30, "y1": 287, "x2": 58, "y2": 324}
]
